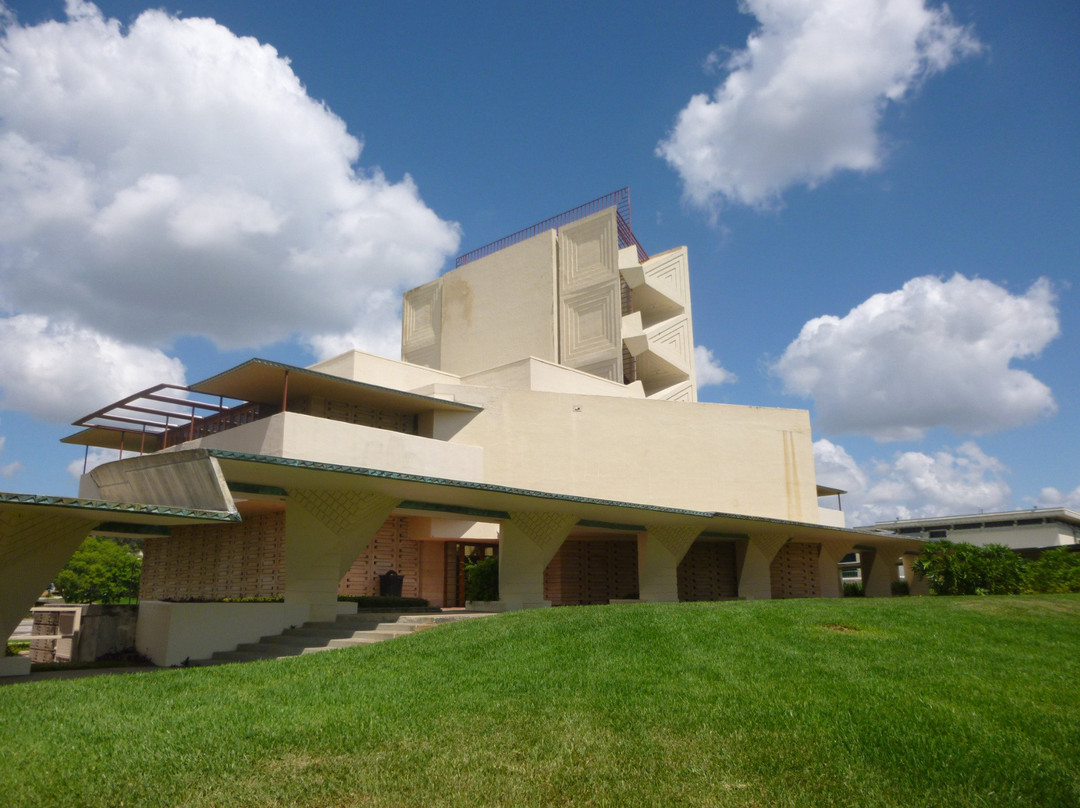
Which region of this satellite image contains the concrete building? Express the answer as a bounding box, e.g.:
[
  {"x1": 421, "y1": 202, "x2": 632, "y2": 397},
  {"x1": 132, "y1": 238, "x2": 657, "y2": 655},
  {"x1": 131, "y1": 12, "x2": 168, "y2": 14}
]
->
[
  {"x1": 865, "y1": 508, "x2": 1080, "y2": 554},
  {"x1": 1, "y1": 191, "x2": 920, "y2": 672}
]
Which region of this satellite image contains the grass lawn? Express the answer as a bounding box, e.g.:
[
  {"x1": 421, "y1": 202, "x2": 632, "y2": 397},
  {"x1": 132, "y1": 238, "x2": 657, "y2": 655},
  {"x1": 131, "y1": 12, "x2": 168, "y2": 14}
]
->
[{"x1": 1, "y1": 595, "x2": 1078, "y2": 807}]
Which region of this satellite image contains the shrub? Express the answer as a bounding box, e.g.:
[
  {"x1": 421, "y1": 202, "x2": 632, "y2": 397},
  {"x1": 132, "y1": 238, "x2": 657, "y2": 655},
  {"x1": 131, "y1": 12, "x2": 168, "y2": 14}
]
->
[
  {"x1": 53, "y1": 536, "x2": 141, "y2": 604},
  {"x1": 465, "y1": 556, "x2": 499, "y2": 602},
  {"x1": 891, "y1": 580, "x2": 910, "y2": 596},
  {"x1": 1026, "y1": 548, "x2": 1080, "y2": 594},
  {"x1": 976, "y1": 544, "x2": 1027, "y2": 595},
  {"x1": 913, "y1": 540, "x2": 1059, "y2": 596},
  {"x1": 842, "y1": 582, "x2": 864, "y2": 597},
  {"x1": 6, "y1": 640, "x2": 30, "y2": 657}
]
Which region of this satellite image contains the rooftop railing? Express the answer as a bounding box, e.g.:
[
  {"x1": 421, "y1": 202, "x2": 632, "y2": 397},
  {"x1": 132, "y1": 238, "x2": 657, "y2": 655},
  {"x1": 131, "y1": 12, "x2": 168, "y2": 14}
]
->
[{"x1": 455, "y1": 187, "x2": 648, "y2": 267}]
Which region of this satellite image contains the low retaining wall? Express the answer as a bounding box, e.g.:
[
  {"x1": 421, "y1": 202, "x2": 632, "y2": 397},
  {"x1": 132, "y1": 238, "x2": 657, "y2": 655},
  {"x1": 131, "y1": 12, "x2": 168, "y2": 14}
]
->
[{"x1": 136, "y1": 600, "x2": 357, "y2": 667}]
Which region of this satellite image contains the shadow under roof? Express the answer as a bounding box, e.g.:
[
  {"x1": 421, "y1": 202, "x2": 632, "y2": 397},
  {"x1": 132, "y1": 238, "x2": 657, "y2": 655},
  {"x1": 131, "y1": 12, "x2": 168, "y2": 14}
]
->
[{"x1": 188, "y1": 358, "x2": 480, "y2": 414}]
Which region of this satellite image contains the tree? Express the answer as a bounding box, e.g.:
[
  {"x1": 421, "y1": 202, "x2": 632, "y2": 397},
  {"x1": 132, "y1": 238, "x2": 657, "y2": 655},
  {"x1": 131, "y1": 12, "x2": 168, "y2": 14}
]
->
[{"x1": 53, "y1": 536, "x2": 141, "y2": 603}]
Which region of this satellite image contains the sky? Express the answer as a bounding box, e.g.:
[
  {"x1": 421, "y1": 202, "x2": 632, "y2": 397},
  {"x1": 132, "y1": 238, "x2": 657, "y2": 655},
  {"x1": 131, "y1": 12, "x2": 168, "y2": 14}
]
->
[{"x1": 0, "y1": 0, "x2": 1076, "y2": 526}]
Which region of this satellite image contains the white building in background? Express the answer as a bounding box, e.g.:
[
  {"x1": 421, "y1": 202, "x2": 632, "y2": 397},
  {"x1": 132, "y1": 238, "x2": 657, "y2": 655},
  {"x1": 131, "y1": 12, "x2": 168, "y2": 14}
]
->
[{"x1": 865, "y1": 508, "x2": 1080, "y2": 554}]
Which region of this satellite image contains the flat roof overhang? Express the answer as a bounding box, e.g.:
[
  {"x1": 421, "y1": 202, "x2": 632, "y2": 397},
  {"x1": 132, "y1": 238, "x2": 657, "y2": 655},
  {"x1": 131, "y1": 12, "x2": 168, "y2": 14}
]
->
[
  {"x1": 869, "y1": 507, "x2": 1080, "y2": 531},
  {"x1": 0, "y1": 492, "x2": 241, "y2": 540},
  {"x1": 61, "y1": 358, "x2": 482, "y2": 453},
  {"x1": 189, "y1": 358, "x2": 480, "y2": 416},
  {"x1": 207, "y1": 449, "x2": 920, "y2": 550}
]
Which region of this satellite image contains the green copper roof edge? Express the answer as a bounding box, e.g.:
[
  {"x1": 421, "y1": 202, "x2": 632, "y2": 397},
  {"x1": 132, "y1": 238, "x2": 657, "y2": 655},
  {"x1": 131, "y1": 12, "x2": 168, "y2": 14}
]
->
[
  {"x1": 206, "y1": 449, "x2": 716, "y2": 518},
  {"x1": 205, "y1": 450, "x2": 898, "y2": 538},
  {"x1": 576, "y1": 519, "x2": 647, "y2": 532},
  {"x1": 397, "y1": 500, "x2": 511, "y2": 520},
  {"x1": 0, "y1": 492, "x2": 240, "y2": 521},
  {"x1": 192, "y1": 357, "x2": 483, "y2": 413}
]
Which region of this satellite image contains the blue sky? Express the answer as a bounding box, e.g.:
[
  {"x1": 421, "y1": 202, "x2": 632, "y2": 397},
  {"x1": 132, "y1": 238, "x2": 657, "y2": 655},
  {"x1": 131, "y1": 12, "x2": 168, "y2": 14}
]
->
[{"x1": 0, "y1": 0, "x2": 1076, "y2": 525}]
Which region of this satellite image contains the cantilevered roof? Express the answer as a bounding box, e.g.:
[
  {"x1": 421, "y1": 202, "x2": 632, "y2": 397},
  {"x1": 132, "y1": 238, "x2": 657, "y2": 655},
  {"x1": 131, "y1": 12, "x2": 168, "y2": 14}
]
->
[
  {"x1": 206, "y1": 449, "x2": 919, "y2": 550},
  {"x1": 816, "y1": 485, "x2": 847, "y2": 497},
  {"x1": 188, "y1": 358, "x2": 480, "y2": 415},
  {"x1": 0, "y1": 492, "x2": 240, "y2": 524},
  {"x1": 61, "y1": 357, "x2": 481, "y2": 452}
]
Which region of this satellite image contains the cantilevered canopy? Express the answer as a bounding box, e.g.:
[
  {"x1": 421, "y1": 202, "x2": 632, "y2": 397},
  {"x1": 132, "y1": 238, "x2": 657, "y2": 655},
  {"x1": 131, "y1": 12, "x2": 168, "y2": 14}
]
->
[
  {"x1": 207, "y1": 449, "x2": 921, "y2": 550},
  {"x1": 0, "y1": 491, "x2": 240, "y2": 649},
  {"x1": 190, "y1": 358, "x2": 480, "y2": 416},
  {"x1": 62, "y1": 358, "x2": 481, "y2": 453}
]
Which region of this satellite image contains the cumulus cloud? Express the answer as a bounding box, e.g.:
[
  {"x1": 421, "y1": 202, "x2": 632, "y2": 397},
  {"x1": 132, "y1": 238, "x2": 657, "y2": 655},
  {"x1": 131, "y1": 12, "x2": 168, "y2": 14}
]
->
[
  {"x1": 0, "y1": 433, "x2": 23, "y2": 478},
  {"x1": 1033, "y1": 486, "x2": 1080, "y2": 510},
  {"x1": 66, "y1": 447, "x2": 120, "y2": 482},
  {"x1": 658, "y1": 0, "x2": 980, "y2": 209},
  {"x1": 773, "y1": 275, "x2": 1058, "y2": 441},
  {"x1": 814, "y1": 438, "x2": 1011, "y2": 526},
  {"x1": 0, "y1": 2, "x2": 459, "y2": 419},
  {"x1": 0, "y1": 315, "x2": 186, "y2": 422},
  {"x1": 695, "y1": 344, "x2": 736, "y2": 388}
]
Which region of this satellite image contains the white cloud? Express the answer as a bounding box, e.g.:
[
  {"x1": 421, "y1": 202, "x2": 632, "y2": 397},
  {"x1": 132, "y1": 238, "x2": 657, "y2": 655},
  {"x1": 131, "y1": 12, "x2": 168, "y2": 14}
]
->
[
  {"x1": 815, "y1": 438, "x2": 1011, "y2": 526},
  {"x1": 0, "y1": 315, "x2": 186, "y2": 422},
  {"x1": 695, "y1": 345, "x2": 736, "y2": 388},
  {"x1": 1033, "y1": 486, "x2": 1080, "y2": 510},
  {"x1": 773, "y1": 275, "x2": 1058, "y2": 441},
  {"x1": 0, "y1": 3, "x2": 459, "y2": 419},
  {"x1": 657, "y1": 0, "x2": 980, "y2": 210},
  {"x1": 0, "y1": 433, "x2": 23, "y2": 478},
  {"x1": 66, "y1": 447, "x2": 120, "y2": 482}
]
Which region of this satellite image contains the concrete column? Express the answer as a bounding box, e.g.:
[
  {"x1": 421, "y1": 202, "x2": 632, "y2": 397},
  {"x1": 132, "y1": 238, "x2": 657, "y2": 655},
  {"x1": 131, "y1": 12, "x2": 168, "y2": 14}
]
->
[
  {"x1": 0, "y1": 511, "x2": 92, "y2": 676},
  {"x1": 498, "y1": 511, "x2": 577, "y2": 610},
  {"x1": 900, "y1": 553, "x2": 930, "y2": 595},
  {"x1": 285, "y1": 489, "x2": 400, "y2": 622},
  {"x1": 737, "y1": 534, "x2": 788, "y2": 600},
  {"x1": 819, "y1": 541, "x2": 857, "y2": 598},
  {"x1": 862, "y1": 547, "x2": 899, "y2": 597},
  {"x1": 638, "y1": 526, "x2": 700, "y2": 602}
]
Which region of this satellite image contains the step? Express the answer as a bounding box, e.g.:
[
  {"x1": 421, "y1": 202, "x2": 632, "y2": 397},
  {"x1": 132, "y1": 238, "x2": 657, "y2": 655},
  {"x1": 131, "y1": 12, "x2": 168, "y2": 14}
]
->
[
  {"x1": 325, "y1": 635, "x2": 389, "y2": 649},
  {"x1": 236, "y1": 642, "x2": 306, "y2": 656},
  {"x1": 197, "y1": 610, "x2": 496, "y2": 666},
  {"x1": 211, "y1": 649, "x2": 279, "y2": 663}
]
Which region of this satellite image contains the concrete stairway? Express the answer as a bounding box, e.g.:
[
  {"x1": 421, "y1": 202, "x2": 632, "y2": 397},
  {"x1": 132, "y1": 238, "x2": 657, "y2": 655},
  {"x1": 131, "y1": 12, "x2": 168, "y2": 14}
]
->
[{"x1": 199, "y1": 611, "x2": 490, "y2": 665}]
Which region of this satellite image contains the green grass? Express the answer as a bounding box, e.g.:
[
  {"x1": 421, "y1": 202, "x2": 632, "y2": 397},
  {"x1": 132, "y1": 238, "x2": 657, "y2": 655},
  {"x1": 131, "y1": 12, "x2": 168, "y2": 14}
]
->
[{"x1": 2, "y1": 596, "x2": 1078, "y2": 807}]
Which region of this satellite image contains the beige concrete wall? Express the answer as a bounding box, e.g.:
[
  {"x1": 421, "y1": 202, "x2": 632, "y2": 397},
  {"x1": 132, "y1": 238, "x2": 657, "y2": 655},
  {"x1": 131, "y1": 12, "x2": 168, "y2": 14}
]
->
[
  {"x1": 181, "y1": 412, "x2": 484, "y2": 482},
  {"x1": 461, "y1": 357, "x2": 644, "y2": 398},
  {"x1": 310, "y1": 349, "x2": 462, "y2": 390},
  {"x1": 404, "y1": 230, "x2": 559, "y2": 375},
  {"x1": 429, "y1": 384, "x2": 822, "y2": 521},
  {"x1": 80, "y1": 450, "x2": 235, "y2": 513},
  {"x1": 817, "y1": 507, "x2": 846, "y2": 528},
  {"x1": 136, "y1": 601, "x2": 308, "y2": 667},
  {"x1": 941, "y1": 523, "x2": 1075, "y2": 550}
]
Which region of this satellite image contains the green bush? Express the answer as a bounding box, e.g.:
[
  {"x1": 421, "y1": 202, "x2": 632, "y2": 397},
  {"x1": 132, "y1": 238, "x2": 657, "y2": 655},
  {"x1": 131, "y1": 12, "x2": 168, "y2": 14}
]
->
[
  {"x1": 6, "y1": 640, "x2": 30, "y2": 657},
  {"x1": 842, "y1": 582, "x2": 864, "y2": 597},
  {"x1": 1026, "y1": 548, "x2": 1080, "y2": 593},
  {"x1": 465, "y1": 556, "x2": 499, "y2": 602},
  {"x1": 914, "y1": 540, "x2": 1077, "y2": 596},
  {"x1": 977, "y1": 543, "x2": 1027, "y2": 595},
  {"x1": 53, "y1": 536, "x2": 141, "y2": 604},
  {"x1": 891, "y1": 580, "x2": 910, "y2": 596}
]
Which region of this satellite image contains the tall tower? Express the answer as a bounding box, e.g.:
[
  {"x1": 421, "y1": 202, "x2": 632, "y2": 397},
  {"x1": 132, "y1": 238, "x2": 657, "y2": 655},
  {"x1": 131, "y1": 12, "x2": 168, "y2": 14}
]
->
[{"x1": 402, "y1": 192, "x2": 697, "y2": 401}]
